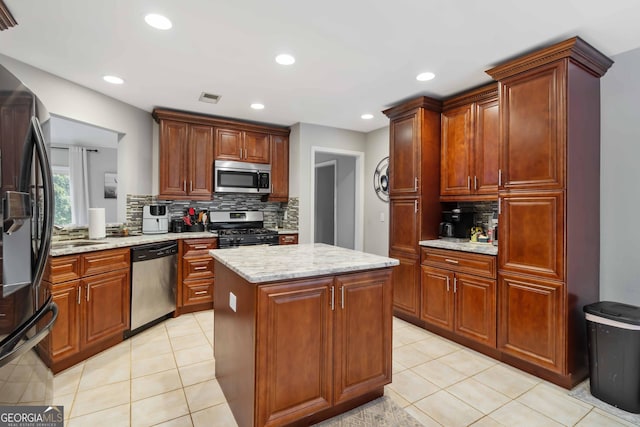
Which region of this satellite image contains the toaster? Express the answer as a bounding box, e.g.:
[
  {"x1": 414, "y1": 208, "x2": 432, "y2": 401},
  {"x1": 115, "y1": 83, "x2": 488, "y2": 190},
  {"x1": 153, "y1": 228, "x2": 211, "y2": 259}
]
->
[{"x1": 142, "y1": 205, "x2": 169, "y2": 234}]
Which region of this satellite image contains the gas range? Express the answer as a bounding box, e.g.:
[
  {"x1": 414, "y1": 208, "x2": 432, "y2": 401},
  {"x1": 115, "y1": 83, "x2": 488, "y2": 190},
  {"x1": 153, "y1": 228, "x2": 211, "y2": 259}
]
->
[{"x1": 210, "y1": 211, "x2": 279, "y2": 248}]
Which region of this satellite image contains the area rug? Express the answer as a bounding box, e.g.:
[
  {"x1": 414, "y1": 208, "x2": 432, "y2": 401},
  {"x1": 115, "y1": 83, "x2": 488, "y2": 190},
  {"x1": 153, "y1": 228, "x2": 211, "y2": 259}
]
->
[
  {"x1": 313, "y1": 396, "x2": 423, "y2": 427},
  {"x1": 569, "y1": 379, "x2": 640, "y2": 424}
]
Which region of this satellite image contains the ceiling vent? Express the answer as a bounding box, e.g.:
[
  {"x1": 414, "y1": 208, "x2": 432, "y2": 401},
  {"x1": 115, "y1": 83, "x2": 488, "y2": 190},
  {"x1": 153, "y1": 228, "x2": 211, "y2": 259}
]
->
[{"x1": 199, "y1": 92, "x2": 221, "y2": 104}]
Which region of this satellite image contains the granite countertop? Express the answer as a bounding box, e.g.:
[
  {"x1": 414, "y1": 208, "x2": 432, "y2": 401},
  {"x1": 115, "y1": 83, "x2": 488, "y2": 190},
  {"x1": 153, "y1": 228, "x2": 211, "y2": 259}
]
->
[
  {"x1": 50, "y1": 231, "x2": 218, "y2": 256},
  {"x1": 210, "y1": 243, "x2": 399, "y2": 283},
  {"x1": 419, "y1": 238, "x2": 498, "y2": 256}
]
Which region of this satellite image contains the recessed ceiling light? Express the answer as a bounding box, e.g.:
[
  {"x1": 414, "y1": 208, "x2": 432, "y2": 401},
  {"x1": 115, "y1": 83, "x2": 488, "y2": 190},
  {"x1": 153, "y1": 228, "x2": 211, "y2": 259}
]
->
[
  {"x1": 145, "y1": 13, "x2": 172, "y2": 30},
  {"x1": 416, "y1": 72, "x2": 435, "y2": 81},
  {"x1": 251, "y1": 103, "x2": 265, "y2": 110},
  {"x1": 361, "y1": 114, "x2": 374, "y2": 120},
  {"x1": 275, "y1": 54, "x2": 295, "y2": 65},
  {"x1": 103, "y1": 75, "x2": 124, "y2": 85}
]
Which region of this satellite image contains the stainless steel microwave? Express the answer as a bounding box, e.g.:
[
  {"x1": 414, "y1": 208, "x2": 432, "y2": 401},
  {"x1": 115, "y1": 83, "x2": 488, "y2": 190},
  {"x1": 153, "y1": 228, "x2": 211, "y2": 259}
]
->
[{"x1": 214, "y1": 160, "x2": 271, "y2": 194}]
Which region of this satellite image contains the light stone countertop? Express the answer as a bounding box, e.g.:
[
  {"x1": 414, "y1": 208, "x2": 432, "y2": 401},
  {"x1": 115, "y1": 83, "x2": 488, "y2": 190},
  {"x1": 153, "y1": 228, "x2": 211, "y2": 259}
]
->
[
  {"x1": 210, "y1": 243, "x2": 399, "y2": 284},
  {"x1": 419, "y1": 239, "x2": 498, "y2": 256},
  {"x1": 50, "y1": 231, "x2": 217, "y2": 256}
]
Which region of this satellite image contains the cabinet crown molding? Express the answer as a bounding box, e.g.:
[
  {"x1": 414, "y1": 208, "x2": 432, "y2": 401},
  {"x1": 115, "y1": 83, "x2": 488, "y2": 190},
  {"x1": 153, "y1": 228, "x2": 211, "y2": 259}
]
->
[
  {"x1": 486, "y1": 36, "x2": 614, "y2": 80},
  {"x1": 382, "y1": 96, "x2": 442, "y2": 119},
  {"x1": 443, "y1": 83, "x2": 498, "y2": 110},
  {"x1": 152, "y1": 108, "x2": 290, "y2": 136}
]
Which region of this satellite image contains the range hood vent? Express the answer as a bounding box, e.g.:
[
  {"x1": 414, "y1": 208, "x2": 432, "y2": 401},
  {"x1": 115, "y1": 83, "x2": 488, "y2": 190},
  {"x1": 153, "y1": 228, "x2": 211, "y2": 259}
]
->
[{"x1": 199, "y1": 92, "x2": 221, "y2": 104}]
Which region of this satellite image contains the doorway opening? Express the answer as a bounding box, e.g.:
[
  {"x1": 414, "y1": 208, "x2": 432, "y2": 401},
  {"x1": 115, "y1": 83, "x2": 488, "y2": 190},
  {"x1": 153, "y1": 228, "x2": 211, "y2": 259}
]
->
[{"x1": 314, "y1": 160, "x2": 337, "y2": 245}]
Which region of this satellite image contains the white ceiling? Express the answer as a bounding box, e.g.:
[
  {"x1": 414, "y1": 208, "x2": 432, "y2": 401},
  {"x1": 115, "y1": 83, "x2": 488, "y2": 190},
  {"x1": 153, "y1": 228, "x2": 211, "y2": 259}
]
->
[{"x1": 2, "y1": 0, "x2": 640, "y2": 133}]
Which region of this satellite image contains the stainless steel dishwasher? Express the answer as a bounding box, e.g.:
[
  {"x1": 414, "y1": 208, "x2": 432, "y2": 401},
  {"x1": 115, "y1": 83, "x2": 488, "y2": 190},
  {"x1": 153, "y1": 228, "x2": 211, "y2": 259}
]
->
[{"x1": 128, "y1": 241, "x2": 178, "y2": 336}]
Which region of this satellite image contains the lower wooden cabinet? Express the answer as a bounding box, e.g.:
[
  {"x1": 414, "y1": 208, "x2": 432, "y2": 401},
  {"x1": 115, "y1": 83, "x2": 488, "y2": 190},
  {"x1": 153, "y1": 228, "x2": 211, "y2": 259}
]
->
[
  {"x1": 231, "y1": 268, "x2": 392, "y2": 427},
  {"x1": 278, "y1": 233, "x2": 298, "y2": 245},
  {"x1": 39, "y1": 248, "x2": 130, "y2": 373},
  {"x1": 498, "y1": 272, "x2": 564, "y2": 372},
  {"x1": 178, "y1": 238, "x2": 217, "y2": 313},
  {"x1": 421, "y1": 248, "x2": 497, "y2": 347},
  {"x1": 389, "y1": 251, "x2": 420, "y2": 318}
]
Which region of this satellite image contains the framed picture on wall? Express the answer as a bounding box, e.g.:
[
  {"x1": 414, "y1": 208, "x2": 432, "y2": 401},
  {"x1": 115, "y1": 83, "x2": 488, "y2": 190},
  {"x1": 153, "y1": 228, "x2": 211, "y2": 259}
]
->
[{"x1": 104, "y1": 172, "x2": 117, "y2": 199}]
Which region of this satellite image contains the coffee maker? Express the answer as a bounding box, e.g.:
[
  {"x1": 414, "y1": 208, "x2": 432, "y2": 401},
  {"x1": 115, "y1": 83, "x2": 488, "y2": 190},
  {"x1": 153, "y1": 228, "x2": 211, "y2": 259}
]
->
[{"x1": 439, "y1": 208, "x2": 474, "y2": 239}]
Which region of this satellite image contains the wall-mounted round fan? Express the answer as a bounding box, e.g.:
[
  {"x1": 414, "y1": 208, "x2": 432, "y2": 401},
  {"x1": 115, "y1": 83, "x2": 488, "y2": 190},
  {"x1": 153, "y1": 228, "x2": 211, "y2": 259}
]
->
[{"x1": 373, "y1": 156, "x2": 389, "y2": 202}]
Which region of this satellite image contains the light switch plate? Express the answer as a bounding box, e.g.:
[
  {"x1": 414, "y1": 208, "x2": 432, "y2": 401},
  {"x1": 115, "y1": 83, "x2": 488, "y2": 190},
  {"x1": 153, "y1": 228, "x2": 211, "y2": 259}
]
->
[
  {"x1": 229, "y1": 292, "x2": 237, "y2": 312},
  {"x1": 379, "y1": 212, "x2": 385, "y2": 222}
]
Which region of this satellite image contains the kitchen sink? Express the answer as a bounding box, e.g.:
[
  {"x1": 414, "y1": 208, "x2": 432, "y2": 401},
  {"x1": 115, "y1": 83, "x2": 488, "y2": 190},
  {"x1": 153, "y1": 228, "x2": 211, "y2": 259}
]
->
[{"x1": 50, "y1": 240, "x2": 109, "y2": 249}]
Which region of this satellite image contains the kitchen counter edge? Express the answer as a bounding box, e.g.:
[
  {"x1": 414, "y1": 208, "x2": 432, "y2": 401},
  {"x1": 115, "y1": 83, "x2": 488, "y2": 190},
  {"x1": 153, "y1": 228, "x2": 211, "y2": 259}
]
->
[
  {"x1": 50, "y1": 232, "x2": 218, "y2": 256},
  {"x1": 210, "y1": 243, "x2": 399, "y2": 284},
  {"x1": 419, "y1": 239, "x2": 498, "y2": 256}
]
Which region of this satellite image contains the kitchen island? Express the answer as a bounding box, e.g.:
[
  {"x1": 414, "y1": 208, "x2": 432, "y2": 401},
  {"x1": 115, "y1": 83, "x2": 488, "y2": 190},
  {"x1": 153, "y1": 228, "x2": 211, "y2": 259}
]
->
[{"x1": 210, "y1": 243, "x2": 398, "y2": 427}]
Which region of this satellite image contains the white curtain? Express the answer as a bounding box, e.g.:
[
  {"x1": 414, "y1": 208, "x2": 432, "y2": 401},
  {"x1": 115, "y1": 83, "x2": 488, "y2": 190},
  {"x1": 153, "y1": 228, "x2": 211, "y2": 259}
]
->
[{"x1": 69, "y1": 146, "x2": 90, "y2": 225}]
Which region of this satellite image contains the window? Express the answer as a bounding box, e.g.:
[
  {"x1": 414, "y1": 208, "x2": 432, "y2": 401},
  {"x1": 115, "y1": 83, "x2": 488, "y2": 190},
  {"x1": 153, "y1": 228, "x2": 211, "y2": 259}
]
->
[{"x1": 52, "y1": 165, "x2": 72, "y2": 225}]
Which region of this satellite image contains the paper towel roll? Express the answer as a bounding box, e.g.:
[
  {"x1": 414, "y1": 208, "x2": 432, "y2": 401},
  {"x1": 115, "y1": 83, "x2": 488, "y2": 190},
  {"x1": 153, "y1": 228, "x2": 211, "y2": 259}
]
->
[{"x1": 88, "y1": 208, "x2": 106, "y2": 239}]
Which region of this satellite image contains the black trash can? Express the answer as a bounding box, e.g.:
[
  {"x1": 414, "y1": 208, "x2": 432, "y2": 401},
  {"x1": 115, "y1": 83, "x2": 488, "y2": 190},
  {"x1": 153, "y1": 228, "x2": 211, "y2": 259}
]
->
[{"x1": 584, "y1": 301, "x2": 640, "y2": 413}]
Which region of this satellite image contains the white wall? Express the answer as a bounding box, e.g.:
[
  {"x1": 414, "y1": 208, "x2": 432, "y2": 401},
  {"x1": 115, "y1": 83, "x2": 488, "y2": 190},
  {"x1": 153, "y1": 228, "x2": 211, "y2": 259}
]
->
[
  {"x1": 601, "y1": 46, "x2": 640, "y2": 305},
  {"x1": 363, "y1": 127, "x2": 390, "y2": 256},
  {"x1": 0, "y1": 54, "x2": 153, "y2": 223},
  {"x1": 290, "y1": 123, "x2": 365, "y2": 245}
]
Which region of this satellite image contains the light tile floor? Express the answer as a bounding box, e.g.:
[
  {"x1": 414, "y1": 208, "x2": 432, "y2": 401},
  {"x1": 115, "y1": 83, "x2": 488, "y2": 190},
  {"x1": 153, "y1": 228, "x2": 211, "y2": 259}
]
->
[{"x1": 52, "y1": 311, "x2": 635, "y2": 427}]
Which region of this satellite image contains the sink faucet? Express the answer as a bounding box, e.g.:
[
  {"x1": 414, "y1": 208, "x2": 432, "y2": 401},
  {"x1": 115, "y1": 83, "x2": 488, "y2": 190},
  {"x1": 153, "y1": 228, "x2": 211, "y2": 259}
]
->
[{"x1": 53, "y1": 224, "x2": 65, "y2": 230}]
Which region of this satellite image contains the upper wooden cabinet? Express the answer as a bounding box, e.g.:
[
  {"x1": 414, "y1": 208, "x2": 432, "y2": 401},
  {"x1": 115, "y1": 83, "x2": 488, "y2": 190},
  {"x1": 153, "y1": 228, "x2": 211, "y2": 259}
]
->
[
  {"x1": 214, "y1": 128, "x2": 270, "y2": 164},
  {"x1": 268, "y1": 134, "x2": 289, "y2": 201},
  {"x1": 440, "y1": 84, "x2": 498, "y2": 200},
  {"x1": 153, "y1": 108, "x2": 290, "y2": 200},
  {"x1": 157, "y1": 119, "x2": 214, "y2": 200}
]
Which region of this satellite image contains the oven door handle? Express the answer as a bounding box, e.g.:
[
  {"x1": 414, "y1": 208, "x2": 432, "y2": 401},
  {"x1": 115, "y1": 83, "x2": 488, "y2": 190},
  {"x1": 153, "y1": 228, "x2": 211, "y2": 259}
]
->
[{"x1": 0, "y1": 295, "x2": 58, "y2": 367}]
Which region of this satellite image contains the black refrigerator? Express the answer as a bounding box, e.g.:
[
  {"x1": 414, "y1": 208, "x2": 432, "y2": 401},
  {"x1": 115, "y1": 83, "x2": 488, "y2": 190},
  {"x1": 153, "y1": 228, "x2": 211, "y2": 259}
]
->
[{"x1": 0, "y1": 63, "x2": 58, "y2": 405}]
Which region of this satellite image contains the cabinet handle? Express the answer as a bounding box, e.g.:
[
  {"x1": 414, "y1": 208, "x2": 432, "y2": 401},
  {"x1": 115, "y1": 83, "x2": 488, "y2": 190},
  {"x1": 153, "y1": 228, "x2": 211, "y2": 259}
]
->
[
  {"x1": 194, "y1": 266, "x2": 207, "y2": 271},
  {"x1": 194, "y1": 290, "x2": 208, "y2": 295},
  {"x1": 77, "y1": 287, "x2": 81, "y2": 305},
  {"x1": 414, "y1": 177, "x2": 418, "y2": 191},
  {"x1": 331, "y1": 286, "x2": 335, "y2": 311},
  {"x1": 446, "y1": 276, "x2": 450, "y2": 292},
  {"x1": 190, "y1": 181, "x2": 193, "y2": 192},
  {"x1": 414, "y1": 200, "x2": 418, "y2": 213},
  {"x1": 0, "y1": 313, "x2": 6, "y2": 318},
  {"x1": 194, "y1": 245, "x2": 208, "y2": 249},
  {"x1": 240, "y1": 148, "x2": 243, "y2": 159},
  {"x1": 444, "y1": 258, "x2": 459, "y2": 264},
  {"x1": 467, "y1": 176, "x2": 471, "y2": 189},
  {"x1": 498, "y1": 198, "x2": 501, "y2": 215},
  {"x1": 474, "y1": 176, "x2": 478, "y2": 190},
  {"x1": 498, "y1": 169, "x2": 502, "y2": 186},
  {"x1": 454, "y1": 277, "x2": 457, "y2": 293},
  {"x1": 341, "y1": 286, "x2": 345, "y2": 309},
  {"x1": 86, "y1": 284, "x2": 90, "y2": 302},
  {"x1": 183, "y1": 180, "x2": 186, "y2": 192}
]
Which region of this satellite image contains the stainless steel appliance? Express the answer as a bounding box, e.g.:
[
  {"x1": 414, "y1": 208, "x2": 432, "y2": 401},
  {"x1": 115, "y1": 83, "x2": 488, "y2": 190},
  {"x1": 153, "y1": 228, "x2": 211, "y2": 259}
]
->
[
  {"x1": 128, "y1": 241, "x2": 177, "y2": 336},
  {"x1": 214, "y1": 160, "x2": 271, "y2": 194},
  {"x1": 142, "y1": 204, "x2": 169, "y2": 234},
  {"x1": 210, "y1": 211, "x2": 279, "y2": 248},
  {"x1": 0, "y1": 64, "x2": 58, "y2": 405},
  {"x1": 439, "y1": 222, "x2": 454, "y2": 238},
  {"x1": 441, "y1": 208, "x2": 474, "y2": 239}
]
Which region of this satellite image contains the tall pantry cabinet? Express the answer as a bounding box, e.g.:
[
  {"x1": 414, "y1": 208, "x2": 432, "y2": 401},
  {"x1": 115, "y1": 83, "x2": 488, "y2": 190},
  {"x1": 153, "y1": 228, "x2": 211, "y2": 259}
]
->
[
  {"x1": 383, "y1": 97, "x2": 442, "y2": 318},
  {"x1": 486, "y1": 37, "x2": 613, "y2": 387}
]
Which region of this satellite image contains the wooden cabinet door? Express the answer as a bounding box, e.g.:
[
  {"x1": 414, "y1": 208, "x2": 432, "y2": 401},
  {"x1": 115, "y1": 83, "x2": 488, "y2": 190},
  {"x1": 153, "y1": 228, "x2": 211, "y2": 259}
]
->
[
  {"x1": 499, "y1": 192, "x2": 564, "y2": 281},
  {"x1": 498, "y1": 273, "x2": 564, "y2": 372},
  {"x1": 333, "y1": 270, "x2": 392, "y2": 405},
  {"x1": 47, "y1": 281, "x2": 81, "y2": 360},
  {"x1": 188, "y1": 124, "x2": 214, "y2": 198},
  {"x1": 389, "y1": 198, "x2": 419, "y2": 256},
  {"x1": 455, "y1": 273, "x2": 496, "y2": 347},
  {"x1": 389, "y1": 114, "x2": 419, "y2": 196},
  {"x1": 389, "y1": 251, "x2": 420, "y2": 317},
  {"x1": 269, "y1": 135, "x2": 289, "y2": 201},
  {"x1": 500, "y1": 62, "x2": 565, "y2": 191},
  {"x1": 182, "y1": 278, "x2": 213, "y2": 306},
  {"x1": 82, "y1": 270, "x2": 130, "y2": 348},
  {"x1": 256, "y1": 278, "x2": 333, "y2": 427},
  {"x1": 441, "y1": 105, "x2": 472, "y2": 197},
  {"x1": 474, "y1": 98, "x2": 499, "y2": 195},
  {"x1": 214, "y1": 128, "x2": 242, "y2": 161},
  {"x1": 159, "y1": 120, "x2": 189, "y2": 198},
  {"x1": 420, "y1": 266, "x2": 454, "y2": 330},
  {"x1": 244, "y1": 131, "x2": 270, "y2": 164},
  {"x1": 0, "y1": 94, "x2": 32, "y2": 193}
]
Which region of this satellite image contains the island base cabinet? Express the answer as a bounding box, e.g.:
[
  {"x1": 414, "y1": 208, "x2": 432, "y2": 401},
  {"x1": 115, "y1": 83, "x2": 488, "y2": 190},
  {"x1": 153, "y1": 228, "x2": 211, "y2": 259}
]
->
[
  {"x1": 498, "y1": 273, "x2": 564, "y2": 373},
  {"x1": 215, "y1": 262, "x2": 393, "y2": 427}
]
